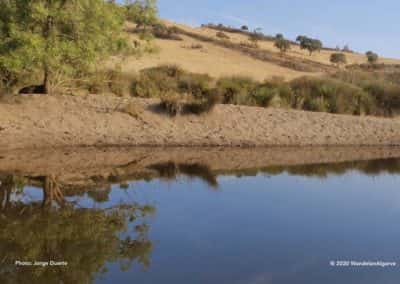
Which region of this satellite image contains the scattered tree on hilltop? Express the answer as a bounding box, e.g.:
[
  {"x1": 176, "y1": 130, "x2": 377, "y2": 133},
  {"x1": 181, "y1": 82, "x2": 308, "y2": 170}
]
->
[
  {"x1": 296, "y1": 35, "x2": 323, "y2": 55},
  {"x1": 125, "y1": 0, "x2": 158, "y2": 30},
  {"x1": 366, "y1": 51, "x2": 378, "y2": 64},
  {"x1": 330, "y1": 53, "x2": 347, "y2": 67},
  {"x1": 274, "y1": 34, "x2": 291, "y2": 53},
  {"x1": 241, "y1": 25, "x2": 249, "y2": 31},
  {"x1": 248, "y1": 28, "x2": 263, "y2": 46}
]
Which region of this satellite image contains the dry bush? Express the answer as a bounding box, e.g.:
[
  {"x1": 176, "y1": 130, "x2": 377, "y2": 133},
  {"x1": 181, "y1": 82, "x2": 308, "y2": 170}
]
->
[
  {"x1": 121, "y1": 102, "x2": 142, "y2": 118},
  {"x1": 239, "y1": 41, "x2": 258, "y2": 49},
  {"x1": 84, "y1": 69, "x2": 133, "y2": 96},
  {"x1": 159, "y1": 93, "x2": 184, "y2": 116},
  {"x1": 216, "y1": 31, "x2": 230, "y2": 39},
  {"x1": 152, "y1": 24, "x2": 182, "y2": 41}
]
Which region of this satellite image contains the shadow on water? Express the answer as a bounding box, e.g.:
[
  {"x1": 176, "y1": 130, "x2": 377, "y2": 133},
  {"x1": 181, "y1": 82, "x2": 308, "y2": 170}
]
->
[{"x1": 0, "y1": 174, "x2": 155, "y2": 284}]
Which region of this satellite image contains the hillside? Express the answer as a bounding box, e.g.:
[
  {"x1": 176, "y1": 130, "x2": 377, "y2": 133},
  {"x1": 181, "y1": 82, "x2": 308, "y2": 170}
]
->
[{"x1": 115, "y1": 20, "x2": 400, "y2": 81}]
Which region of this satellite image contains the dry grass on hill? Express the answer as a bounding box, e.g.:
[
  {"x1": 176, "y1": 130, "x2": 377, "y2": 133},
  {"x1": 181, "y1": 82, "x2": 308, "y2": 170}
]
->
[
  {"x1": 167, "y1": 20, "x2": 400, "y2": 66},
  {"x1": 119, "y1": 34, "x2": 309, "y2": 81},
  {"x1": 113, "y1": 20, "x2": 400, "y2": 83}
]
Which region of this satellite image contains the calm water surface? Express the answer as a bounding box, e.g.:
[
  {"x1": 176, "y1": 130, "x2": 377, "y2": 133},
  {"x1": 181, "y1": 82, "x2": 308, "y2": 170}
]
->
[{"x1": 1, "y1": 154, "x2": 400, "y2": 284}]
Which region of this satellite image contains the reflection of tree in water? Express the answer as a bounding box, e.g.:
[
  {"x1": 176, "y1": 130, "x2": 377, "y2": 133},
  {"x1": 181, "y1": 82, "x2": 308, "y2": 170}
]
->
[
  {"x1": 149, "y1": 162, "x2": 218, "y2": 188},
  {"x1": 0, "y1": 174, "x2": 155, "y2": 284},
  {"x1": 223, "y1": 158, "x2": 400, "y2": 179}
]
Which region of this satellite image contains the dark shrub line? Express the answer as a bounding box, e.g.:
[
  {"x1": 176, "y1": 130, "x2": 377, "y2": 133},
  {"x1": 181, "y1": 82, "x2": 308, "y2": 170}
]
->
[{"x1": 129, "y1": 65, "x2": 400, "y2": 117}]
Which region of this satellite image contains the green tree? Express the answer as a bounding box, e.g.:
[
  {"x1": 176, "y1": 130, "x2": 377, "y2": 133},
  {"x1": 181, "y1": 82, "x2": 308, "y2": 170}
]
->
[
  {"x1": 0, "y1": 0, "x2": 127, "y2": 94},
  {"x1": 274, "y1": 34, "x2": 291, "y2": 53},
  {"x1": 330, "y1": 53, "x2": 347, "y2": 66},
  {"x1": 296, "y1": 35, "x2": 322, "y2": 55},
  {"x1": 366, "y1": 51, "x2": 378, "y2": 64},
  {"x1": 125, "y1": 0, "x2": 158, "y2": 29}
]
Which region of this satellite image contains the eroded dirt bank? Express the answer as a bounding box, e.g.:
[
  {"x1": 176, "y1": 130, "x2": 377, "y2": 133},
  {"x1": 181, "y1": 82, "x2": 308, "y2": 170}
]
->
[{"x1": 0, "y1": 94, "x2": 400, "y2": 150}]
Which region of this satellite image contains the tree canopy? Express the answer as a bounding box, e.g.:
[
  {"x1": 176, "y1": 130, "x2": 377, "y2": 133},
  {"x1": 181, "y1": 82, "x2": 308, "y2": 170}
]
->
[
  {"x1": 274, "y1": 34, "x2": 291, "y2": 53},
  {"x1": 366, "y1": 51, "x2": 378, "y2": 64},
  {"x1": 0, "y1": 0, "x2": 133, "y2": 94},
  {"x1": 125, "y1": 0, "x2": 158, "y2": 29},
  {"x1": 330, "y1": 53, "x2": 347, "y2": 66},
  {"x1": 296, "y1": 35, "x2": 323, "y2": 55}
]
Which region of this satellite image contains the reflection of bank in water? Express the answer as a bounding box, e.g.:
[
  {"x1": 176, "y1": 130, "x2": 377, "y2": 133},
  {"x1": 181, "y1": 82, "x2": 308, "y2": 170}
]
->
[
  {"x1": 149, "y1": 162, "x2": 219, "y2": 188},
  {"x1": 0, "y1": 174, "x2": 155, "y2": 284}
]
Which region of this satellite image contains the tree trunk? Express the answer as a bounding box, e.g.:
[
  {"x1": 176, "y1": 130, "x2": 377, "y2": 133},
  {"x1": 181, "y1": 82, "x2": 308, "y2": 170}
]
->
[{"x1": 43, "y1": 66, "x2": 49, "y2": 94}]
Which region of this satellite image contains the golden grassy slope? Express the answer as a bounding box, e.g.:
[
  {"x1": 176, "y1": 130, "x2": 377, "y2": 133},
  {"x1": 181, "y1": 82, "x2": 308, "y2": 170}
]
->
[
  {"x1": 121, "y1": 34, "x2": 310, "y2": 81},
  {"x1": 167, "y1": 20, "x2": 400, "y2": 66},
  {"x1": 114, "y1": 20, "x2": 400, "y2": 82}
]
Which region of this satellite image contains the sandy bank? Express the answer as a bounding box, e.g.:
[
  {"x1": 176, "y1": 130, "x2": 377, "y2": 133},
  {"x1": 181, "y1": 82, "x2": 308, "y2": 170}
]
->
[{"x1": 0, "y1": 94, "x2": 399, "y2": 150}]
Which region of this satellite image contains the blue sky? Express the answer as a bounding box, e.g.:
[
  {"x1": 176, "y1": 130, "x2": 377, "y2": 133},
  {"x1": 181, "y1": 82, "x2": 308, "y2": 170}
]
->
[{"x1": 158, "y1": 0, "x2": 399, "y2": 58}]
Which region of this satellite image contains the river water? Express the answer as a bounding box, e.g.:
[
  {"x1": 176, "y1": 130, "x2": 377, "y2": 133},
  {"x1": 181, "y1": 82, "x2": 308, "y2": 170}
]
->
[{"x1": 1, "y1": 147, "x2": 400, "y2": 283}]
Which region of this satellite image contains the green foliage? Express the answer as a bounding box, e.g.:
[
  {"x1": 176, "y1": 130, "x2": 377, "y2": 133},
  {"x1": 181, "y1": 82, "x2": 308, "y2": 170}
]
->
[
  {"x1": 296, "y1": 35, "x2": 323, "y2": 55},
  {"x1": 366, "y1": 51, "x2": 379, "y2": 64},
  {"x1": 84, "y1": 68, "x2": 134, "y2": 96},
  {"x1": 152, "y1": 23, "x2": 182, "y2": 40},
  {"x1": 131, "y1": 65, "x2": 218, "y2": 115},
  {"x1": 216, "y1": 76, "x2": 257, "y2": 105},
  {"x1": 274, "y1": 36, "x2": 291, "y2": 53},
  {"x1": 0, "y1": 0, "x2": 127, "y2": 93},
  {"x1": 125, "y1": 0, "x2": 158, "y2": 29},
  {"x1": 364, "y1": 82, "x2": 400, "y2": 116},
  {"x1": 290, "y1": 77, "x2": 374, "y2": 115},
  {"x1": 330, "y1": 53, "x2": 347, "y2": 66}
]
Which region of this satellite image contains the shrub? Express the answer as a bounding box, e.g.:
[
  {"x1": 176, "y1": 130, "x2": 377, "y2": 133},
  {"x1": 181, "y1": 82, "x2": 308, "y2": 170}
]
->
[
  {"x1": 184, "y1": 92, "x2": 219, "y2": 114},
  {"x1": 366, "y1": 51, "x2": 379, "y2": 64},
  {"x1": 178, "y1": 73, "x2": 213, "y2": 98},
  {"x1": 152, "y1": 23, "x2": 182, "y2": 41},
  {"x1": 130, "y1": 65, "x2": 183, "y2": 98},
  {"x1": 364, "y1": 82, "x2": 400, "y2": 116},
  {"x1": 121, "y1": 102, "x2": 142, "y2": 118},
  {"x1": 330, "y1": 53, "x2": 347, "y2": 66},
  {"x1": 253, "y1": 78, "x2": 293, "y2": 107},
  {"x1": 83, "y1": 69, "x2": 132, "y2": 96},
  {"x1": 189, "y1": 43, "x2": 203, "y2": 49},
  {"x1": 216, "y1": 31, "x2": 230, "y2": 39},
  {"x1": 274, "y1": 37, "x2": 291, "y2": 53},
  {"x1": 216, "y1": 76, "x2": 257, "y2": 105},
  {"x1": 290, "y1": 77, "x2": 374, "y2": 115},
  {"x1": 159, "y1": 91, "x2": 218, "y2": 116},
  {"x1": 159, "y1": 94, "x2": 184, "y2": 116},
  {"x1": 252, "y1": 85, "x2": 277, "y2": 107}
]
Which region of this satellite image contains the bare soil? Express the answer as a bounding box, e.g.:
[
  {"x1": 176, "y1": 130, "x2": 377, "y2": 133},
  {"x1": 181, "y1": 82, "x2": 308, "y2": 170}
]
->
[{"x1": 0, "y1": 94, "x2": 400, "y2": 150}]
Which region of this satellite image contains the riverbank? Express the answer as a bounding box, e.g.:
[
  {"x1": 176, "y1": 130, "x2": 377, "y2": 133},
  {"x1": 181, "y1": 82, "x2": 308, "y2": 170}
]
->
[{"x1": 0, "y1": 94, "x2": 399, "y2": 150}]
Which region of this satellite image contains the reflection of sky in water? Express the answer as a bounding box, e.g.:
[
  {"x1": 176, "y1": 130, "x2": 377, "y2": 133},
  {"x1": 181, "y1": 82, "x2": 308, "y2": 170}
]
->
[
  {"x1": 9, "y1": 168, "x2": 400, "y2": 284},
  {"x1": 92, "y1": 171, "x2": 400, "y2": 284}
]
